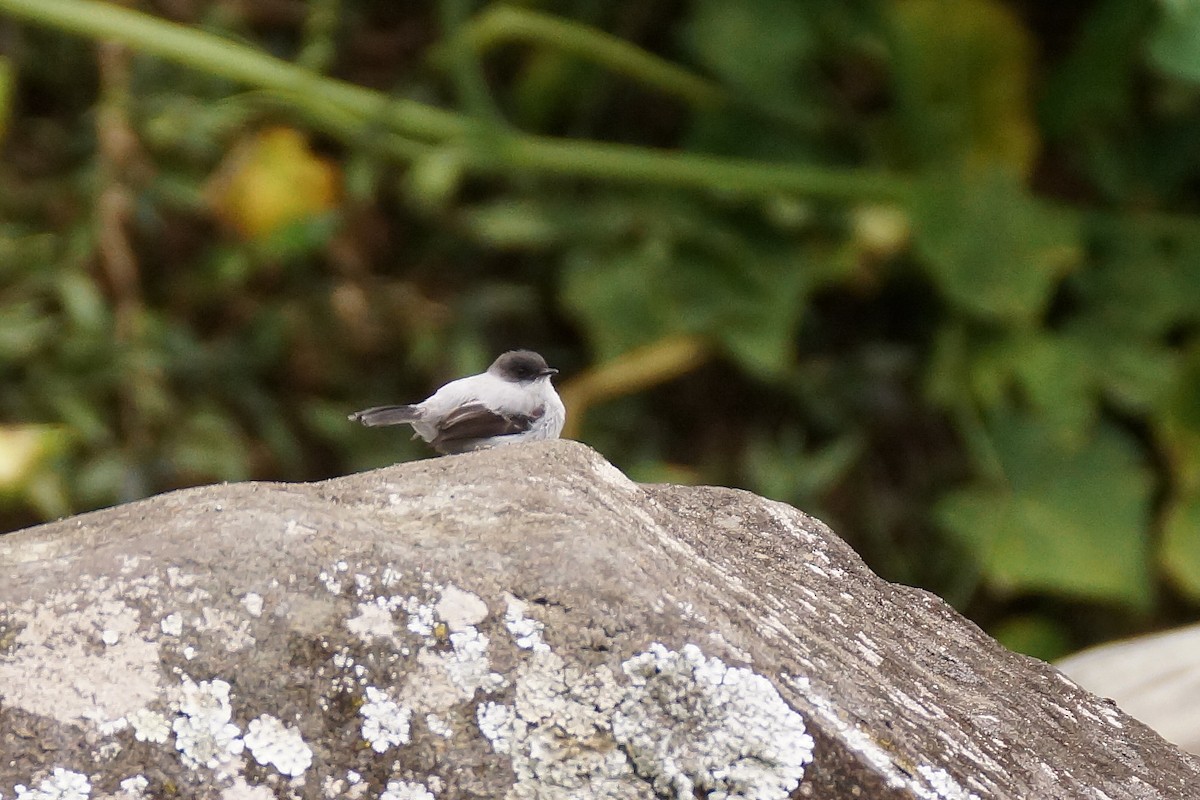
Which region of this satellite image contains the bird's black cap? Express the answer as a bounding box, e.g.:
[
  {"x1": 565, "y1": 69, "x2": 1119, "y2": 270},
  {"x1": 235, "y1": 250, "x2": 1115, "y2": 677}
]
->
[{"x1": 490, "y1": 350, "x2": 558, "y2": 382}]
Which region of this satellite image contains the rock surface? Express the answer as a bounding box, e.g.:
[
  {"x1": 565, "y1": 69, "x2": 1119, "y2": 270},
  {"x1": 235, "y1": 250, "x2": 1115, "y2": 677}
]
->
[
  {"x1": 1058, "y1": 624, "x2": 1200, "y2": 756},
  {"x1": 1, "y1": 440, "x2": 1197, "y2": 800}
]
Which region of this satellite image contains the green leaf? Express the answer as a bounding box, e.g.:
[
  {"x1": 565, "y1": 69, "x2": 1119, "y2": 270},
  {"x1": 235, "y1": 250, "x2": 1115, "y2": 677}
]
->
[
  {"x1": 1006, "y1": 333, "x2": 1096, "y2": 443},
  {"x1": 911, "y1": 171, "x2": 1080, "y2": 322},
  {"x1": 57, "y1": 269, "x2": 111, "y2": 333},
  {"x1": 560, "y1": 206, "x2": 817, "y2": 379},
  {"x1": 1148, "y1": 0, "x2": 1200, "y2": 83},
  {"x1": 937, "y1": 410, "x2": 1152, "y2": 607},
  {"x1": 927, "y1": 322, "x2": 1172, "y2": 449},
  {"x1": 1161, "y1": 490, "x2": 1200, "y2": 599},
  {"x1": 1155, "y1": 344, "x2": 1200, "y2": 492},
  {"x1": 934, "y1": 329, "x2": 1092, "y2": 425},
  {"x1": 1076, "y1": 222, "x2": 1200, "y2": 338},
  {"x1": 253, "y1": 212, "x2": 341, "y2": 261},
  {"x1": 166, "y1": 407, "x2": 251, "y2": 482},
  {"x1": 0, "y1": 56, "x2": 12, "y2": 144},
  {"x1": 742, "y1": 427, "x2": 863, "y2": 511},
  {"x1": 1040, "y1": 0, "x2": 1148, "y2": 140},
  {"x1": 0, "y1": 301, "x2": 56, "y2": 360},
  {"x1": 561, "y1": 241, "x2": 670, "y2": 360},
  {"x1": 76, "y1": 451, "x2": 132, "y2": 507},
  {"x1": 684, "y1": 0, "x2": 815, "y2": 102},
  {"x1": 708, "y1": 246, "x2": 810, "y2": 377},
  {"x1": 1068, "y1": 323, "x2": 1179, "y2": 414}
]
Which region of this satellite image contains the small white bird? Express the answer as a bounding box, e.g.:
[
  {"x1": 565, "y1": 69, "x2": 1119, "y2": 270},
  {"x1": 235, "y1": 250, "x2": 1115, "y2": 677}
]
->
[{"x1": 348, "y1": 350, "x2": 566, "y2": 455}]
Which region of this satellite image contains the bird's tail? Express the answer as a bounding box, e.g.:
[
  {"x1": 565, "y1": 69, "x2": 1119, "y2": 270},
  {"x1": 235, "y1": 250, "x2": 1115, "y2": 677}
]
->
[{"x1": 348, "y1": 405, "x2": 421, "y2": 427}]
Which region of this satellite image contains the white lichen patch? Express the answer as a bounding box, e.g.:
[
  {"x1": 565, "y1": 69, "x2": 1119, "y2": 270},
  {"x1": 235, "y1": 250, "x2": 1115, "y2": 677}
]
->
[
  {"x1": 240, "y1": 593, "x2": 264, "y2": 618},
  {"x1": 325, "y1": 647, "x2": 367, "y2": 695},
  {"x1": 379, "y1": 567, "x2": 401, "y2": 588},
  {"x1": 360, "y1": 686, "x2": 412, "y2": 752},
  {"x1": 917, "y1": 765, "x2": 980, "y2": 800},
  {"x1": 96, "y1": 739, "x2": 123, "y2": 760},
  {"x1": 127, "y1": 708, "x2": 171, "y2": 744},
  {"x1": 321, "y1": 773, "x2": 370, "y2": 800},
  {"x1": 503, "y1": 596, "x2": 546, "y2": 651},
  {"x1": 444, "y1": 628, "x2": 506, "y2": 695},
  {"x1": 388, "y1": 589, "x2": 507, "y2": 707},
  {"x1": 379, "y1": 780, "x2": 436, "y2": 800},
  {"x1": 243, "y1": 714, "x2": 313, "y2": 777},
  {"x1": 218, "y1": 777, "x2": 275, "y2": 800},
  {"x1": 345, "y1": 600, "x2": 397, "y2": 643},
  {"x1": 193, "y1": 607, "x2": 256, "y2": 653},
  {"x1": 119, "y1": 554, "x2": 147, "y2": 574},
  {"x1": 11, "y1": 768, "x2": 91, "y2": 800},
  {"x1": 435, "y1": 584, "x2": 489, "y2": 632},
  {"x1": 397, "y1": 649, "x2": 478, "y2": 716},
  {"x1": 117, "y1": 775, "x2": 149, "y2": 798},
  {"x1": 172, "y1": 677, "x2": 244, "y2": 772},
  {"x1": 115, "y1": 777, "x2": 148, "y2": 800},
  {"x1": 477, "y1": 642, "x2": 815, "y2": 799},
  {"x1": 425, "y1": 713, "x2": 453, "y2": 738},
  {"x1": 317, "y1": 570, "x2": 343, "y2": 595},
  {"x1": 160, "y1": 613, "x2": 184, "y2": 637},
  {"x1": 485, "y1": 648, "x2": 633, "y2": 796},
  {"x1": 166, "y1": 567, "x2": 197, "y2": 588},
  {"x1": 0, "y1": 583, "x2": 162, "y2": 733},
  {"x1": 405, "y1": 599, "x2": 437, "y2": 637},
  {"x1": 614, "y1": 643, "x2": 814, "y2": 799}
]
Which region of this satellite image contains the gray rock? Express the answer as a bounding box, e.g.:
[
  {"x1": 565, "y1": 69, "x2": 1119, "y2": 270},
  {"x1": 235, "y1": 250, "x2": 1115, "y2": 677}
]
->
[
  {"x1": 0, "y1": 440, "x2": 1196, "y2": 799},
  {"x1": 1059, "y1": 624, "x2": 1200, "y2": 756}
]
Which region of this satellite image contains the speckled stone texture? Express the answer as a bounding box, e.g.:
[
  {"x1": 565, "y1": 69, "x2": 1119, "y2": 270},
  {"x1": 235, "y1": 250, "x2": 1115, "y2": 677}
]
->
[{"x1": 0, "y1": 440, "x2": 1197, "y2": 800}]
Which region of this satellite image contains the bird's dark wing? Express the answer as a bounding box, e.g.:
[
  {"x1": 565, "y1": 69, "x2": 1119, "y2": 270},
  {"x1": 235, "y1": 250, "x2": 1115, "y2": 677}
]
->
[{"x1": 431, "y1": 403, "x2": 544, "y2": 453}]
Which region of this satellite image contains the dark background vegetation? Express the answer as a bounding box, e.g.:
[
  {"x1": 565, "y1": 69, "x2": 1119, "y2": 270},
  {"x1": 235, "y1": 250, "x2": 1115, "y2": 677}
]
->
[{"x1": 3, "y1": 0, "x2": 1200, "y2": 661}]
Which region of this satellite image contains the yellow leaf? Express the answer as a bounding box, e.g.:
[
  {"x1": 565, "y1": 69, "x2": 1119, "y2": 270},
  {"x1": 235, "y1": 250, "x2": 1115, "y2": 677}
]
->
[
  {"x1": 206, "y1": 127, "x2": 340, "y2": 240},
  {"x1": 890, "y1": 0, "x2": 1039, "y2": 177},
  {"x1": 0, "y1": 425, "x2": 65, "y2": 492}
]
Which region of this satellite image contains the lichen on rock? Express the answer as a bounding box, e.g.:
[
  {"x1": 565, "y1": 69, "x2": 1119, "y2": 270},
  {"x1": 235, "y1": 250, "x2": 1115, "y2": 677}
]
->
[
  {"x1": 614, "y1": 643, "x2": 814, "y2": 799},
  {"x1": 242, "y1": 714, "x2": 313, "y2": 777},
  {"x1": 477, "y1": 640, "x2": 814, "y2": 800}
]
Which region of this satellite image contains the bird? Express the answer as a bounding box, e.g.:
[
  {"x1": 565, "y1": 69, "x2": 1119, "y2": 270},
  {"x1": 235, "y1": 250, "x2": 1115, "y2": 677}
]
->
[{"x1": 348, "y1": 350, "x2": 566, "y2": 455}]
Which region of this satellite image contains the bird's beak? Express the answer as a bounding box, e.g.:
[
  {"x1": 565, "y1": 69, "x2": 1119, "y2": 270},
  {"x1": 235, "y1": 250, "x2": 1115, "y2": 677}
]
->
[{"x1": 541, "y1": 368, "x2": 559, "y2": 377}]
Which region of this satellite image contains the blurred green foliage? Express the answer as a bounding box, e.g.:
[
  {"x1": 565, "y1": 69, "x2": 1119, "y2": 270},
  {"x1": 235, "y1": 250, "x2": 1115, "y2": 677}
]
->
[{"x1": 2, "y1": 0, "x2": 1200, "y2": 661}]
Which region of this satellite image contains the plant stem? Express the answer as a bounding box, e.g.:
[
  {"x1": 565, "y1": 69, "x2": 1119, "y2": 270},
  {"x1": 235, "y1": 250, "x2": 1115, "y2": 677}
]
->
[
  {"x1": 0, "y1": 0, "x2": 914, "y2": 205},
  {"x1": 0, "y1": 0, "x2": 466, "y2": 142},
  {"x1": 437, "y1": 0, "x2": 506, "y2": 127},
  {"x1": 450, "y1": 5, "x2": 725, "y2": 109},
  {"x1": 486, "y1": 135, "x2": 914, "y2": 204}
]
